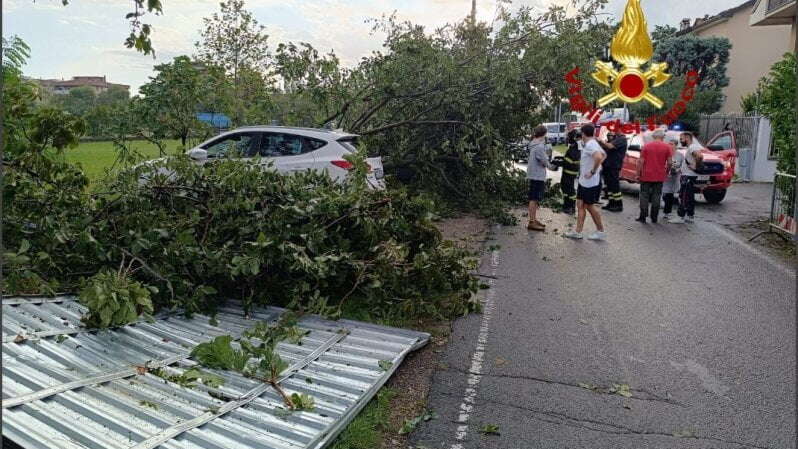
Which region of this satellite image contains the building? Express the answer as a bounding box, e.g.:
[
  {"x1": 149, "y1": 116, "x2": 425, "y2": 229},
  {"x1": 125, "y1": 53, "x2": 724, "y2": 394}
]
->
[
  {"x1": 678, "y1": 0, "x2": 794, "y2": 113},
  {"x1": 750, "y1": 0, "x2": 797, "y2": 52},
  {"x1": 36, "y1": 76, "x2": 130, "y2": 95}
]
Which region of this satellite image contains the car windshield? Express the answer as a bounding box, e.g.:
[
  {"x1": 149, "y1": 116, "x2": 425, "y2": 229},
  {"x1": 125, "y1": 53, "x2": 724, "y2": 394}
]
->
[{"x1": 547, "y1": 125, "x2": 559, "y2": 134}]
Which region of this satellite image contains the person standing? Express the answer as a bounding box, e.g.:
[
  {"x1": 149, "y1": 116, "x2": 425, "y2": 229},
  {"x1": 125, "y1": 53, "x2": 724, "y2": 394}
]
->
[
  {"x1": 564, "y1": 124, "x2": 607, "y2": 240},
  {"x1": 662, "y1": 137, "x2": 683, "y2": 221},
  {"x1": 559, "y1": 129, "x2": 582, "y2": 215},
  {"x1": 671, "y1": 132, "x2": 704, "y2": 224},
  {"x1": 526, "y1": 125, "x2": 552, "y2": 231},
  {"x1": 597, "y1": 130, "x2": 628, "y2": 212},
  {"x1": 635, "y1": 129, "x2": 672, "y2": 223}
]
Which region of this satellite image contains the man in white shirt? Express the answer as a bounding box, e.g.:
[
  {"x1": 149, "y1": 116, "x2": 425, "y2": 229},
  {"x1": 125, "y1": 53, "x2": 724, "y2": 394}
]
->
[
  {"x1": 670, "y1": 132, "x2": 704, "y2": 224},
  {"x1": 565, "y1": 124, "x2": 607, "y2": 240}
]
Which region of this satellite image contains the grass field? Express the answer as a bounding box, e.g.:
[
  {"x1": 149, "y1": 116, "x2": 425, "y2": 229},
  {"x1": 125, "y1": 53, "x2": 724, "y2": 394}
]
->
[{"x1": 63, "y1": 139, "x2": 183, "y2": 183}]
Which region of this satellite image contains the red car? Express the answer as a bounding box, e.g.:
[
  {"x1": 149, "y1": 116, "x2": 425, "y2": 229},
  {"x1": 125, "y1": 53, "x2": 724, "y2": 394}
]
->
[{"x1": 600, "y1": 128, "x2": 737, "y2": 204}]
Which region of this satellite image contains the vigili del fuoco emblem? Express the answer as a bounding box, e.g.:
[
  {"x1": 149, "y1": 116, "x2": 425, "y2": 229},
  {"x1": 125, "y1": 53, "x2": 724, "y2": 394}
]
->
[{"x1": 592, "y1": 0, "x2": 671, "y2": 108}]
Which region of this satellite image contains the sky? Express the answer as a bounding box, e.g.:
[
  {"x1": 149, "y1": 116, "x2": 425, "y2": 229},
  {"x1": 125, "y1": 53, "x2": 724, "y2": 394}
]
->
[{"x1": 4, "y1": 0, "x2": 742, "y2": 93}]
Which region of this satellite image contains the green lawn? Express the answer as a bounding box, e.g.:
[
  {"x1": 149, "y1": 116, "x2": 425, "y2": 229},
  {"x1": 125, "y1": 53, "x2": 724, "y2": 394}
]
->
[{"x1": 64, "y1": 139, "x2": 183, "y2": 183}]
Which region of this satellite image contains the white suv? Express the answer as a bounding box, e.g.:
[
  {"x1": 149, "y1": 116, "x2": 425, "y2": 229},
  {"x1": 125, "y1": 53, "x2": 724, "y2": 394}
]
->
[{"x1": 182, "y1": 126, "x2": 386, "y2": 189}]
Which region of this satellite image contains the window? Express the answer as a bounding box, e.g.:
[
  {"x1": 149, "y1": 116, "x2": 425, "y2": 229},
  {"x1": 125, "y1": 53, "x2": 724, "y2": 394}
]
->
[
  {"x1": 338, "y1": 138, "x2": 358, "y2": 153},
  {"x1": 202, "y1": 133, "x2": 257, "y2": 158},
  {"x1": 255, "y1": 133, "x2": 319, "y2": 157},
  {"x1": 547, "y1": 125, "x2": 560, "y2": 134},
  {"x1": 710, "y1": 134, "x2": 732, "y2": 150},
  {"x1": 305, "y1": 138, "x2": 327, "y2": 151}
]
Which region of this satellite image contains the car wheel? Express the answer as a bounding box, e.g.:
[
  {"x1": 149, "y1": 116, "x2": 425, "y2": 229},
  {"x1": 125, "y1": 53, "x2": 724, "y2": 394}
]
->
[{"x1": 703, "y1": 189, "x2": 726, "y2": 204}]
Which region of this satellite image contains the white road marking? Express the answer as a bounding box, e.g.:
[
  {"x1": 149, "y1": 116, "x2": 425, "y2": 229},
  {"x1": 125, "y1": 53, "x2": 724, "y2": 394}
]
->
[{"x1": 448, "y1": 249, "x2": 500, "y2": 449}]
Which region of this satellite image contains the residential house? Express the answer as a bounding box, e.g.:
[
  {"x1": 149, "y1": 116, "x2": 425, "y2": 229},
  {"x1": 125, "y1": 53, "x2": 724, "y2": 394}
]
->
[
  {"x1": 36, "y1": 76, "x2": 130, "y2": 95},
  {"x1": 750, "y1": 0, "x2": 797, "y2": 52},
  {"x1": 678, "y1": 0, "x2": 794, "y2": 113}
]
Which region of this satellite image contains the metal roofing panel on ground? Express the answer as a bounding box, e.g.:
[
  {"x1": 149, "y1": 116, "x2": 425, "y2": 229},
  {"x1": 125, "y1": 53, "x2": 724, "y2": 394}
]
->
[{"x1": 1, "y1": 296, "x2": 429, "y2": 449}]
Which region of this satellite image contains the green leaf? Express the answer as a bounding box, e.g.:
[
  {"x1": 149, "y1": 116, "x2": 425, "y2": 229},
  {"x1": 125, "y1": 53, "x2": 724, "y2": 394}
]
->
[
  {"x1": 378, "y1": 360, "x2": 393, "y2": 371},
  {"x1": 479, "y1": 424, "x2": 500, "y2": 435}
]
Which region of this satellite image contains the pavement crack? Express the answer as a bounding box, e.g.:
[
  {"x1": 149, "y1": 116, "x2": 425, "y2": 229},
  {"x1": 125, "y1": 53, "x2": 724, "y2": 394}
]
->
[
  {"x1": 473, "y1": 395, "x2": 775, "y2": 449},
  {"x1": 441, "y1": 367, "x2": 687, "y2": 407}
]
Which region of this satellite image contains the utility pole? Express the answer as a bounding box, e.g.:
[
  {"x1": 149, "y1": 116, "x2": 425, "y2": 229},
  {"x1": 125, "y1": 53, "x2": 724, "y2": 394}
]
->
[{"x1": 470, "y1": 0, "x2": 476, "y2": 22}]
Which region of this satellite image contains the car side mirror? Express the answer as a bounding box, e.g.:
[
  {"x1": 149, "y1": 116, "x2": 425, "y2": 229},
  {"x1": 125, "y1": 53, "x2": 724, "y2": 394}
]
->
[
  {"x1": 707, "y1": 144, "x2": 724, "y2": 151},
  {"x1": 188, "y1": 148, "x2": 208, "y2": 161}
]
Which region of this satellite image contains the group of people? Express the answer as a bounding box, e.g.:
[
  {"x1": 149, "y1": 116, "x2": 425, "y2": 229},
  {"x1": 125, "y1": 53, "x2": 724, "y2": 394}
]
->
[{"x1": 524, "y1": 123, "x2": 705, "y2": 241}]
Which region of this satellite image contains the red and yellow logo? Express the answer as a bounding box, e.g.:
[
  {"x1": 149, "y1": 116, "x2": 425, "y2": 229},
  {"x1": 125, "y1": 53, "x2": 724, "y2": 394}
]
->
[{"x1": 591, "y1": 0, "x2": 671, "y2": 108}]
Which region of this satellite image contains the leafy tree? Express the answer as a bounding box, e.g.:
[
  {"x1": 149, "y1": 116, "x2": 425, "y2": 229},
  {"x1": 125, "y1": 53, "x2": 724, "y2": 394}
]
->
[
  {"x1": 138, "y1": 56, "x2": 209, "y2": 146},
  {"x1": 653, "y1": 34, "x2": 731, "y2": 90},
  {"x1": 57, "y1": 86, "x2": 97, "y2": 117},
  {"x1": 651, "y1": 24, "x2": 678, "y2": 43},
  {"x1": 195, "y1": 0, "x2": 270, "y2": 124},
  {"x1": 271, "y1": 2, "x2": 613, "y2": 216},
  {"x1": 628, "y1": 33, "x2": 731, "y2": 131},
  {"x1": 742, "y1": 53, "x2": 797, "y2": 174},
  {"x1": 97, "y1": 85, "x2": 130, "y2": 106}
]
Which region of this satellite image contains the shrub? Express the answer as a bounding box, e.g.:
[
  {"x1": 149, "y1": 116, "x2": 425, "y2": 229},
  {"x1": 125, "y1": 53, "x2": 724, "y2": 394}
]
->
[{"x1": 4, "y1": 150, "x2": 480, "y2": 323}]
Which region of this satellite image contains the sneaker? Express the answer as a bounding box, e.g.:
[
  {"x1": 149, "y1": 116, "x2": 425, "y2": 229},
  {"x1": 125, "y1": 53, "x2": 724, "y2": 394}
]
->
[
  {"x1": 662, "y1": 214, "x2": 671, "y2": 221},
  {"x1": 534, "y1": 219, "x2": 546, "y2": 227},
  {"x1": 587, "y1": 231, "x2": 606, "y2": 241},
  {"x1": 668, "y1": 216, "x2": 685, "y2": 224},
  {"x1": 685, "y1": 216, "x2": 694, "y2": 223},
  {"x1": 563, "y1": 230, "x2": 583, "y2": 239}
]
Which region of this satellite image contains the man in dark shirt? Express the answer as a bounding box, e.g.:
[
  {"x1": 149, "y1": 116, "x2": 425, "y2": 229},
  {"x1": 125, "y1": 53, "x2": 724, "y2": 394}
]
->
[{"x1": 598, "y1": 131, "x2": 628, "y2": 212}]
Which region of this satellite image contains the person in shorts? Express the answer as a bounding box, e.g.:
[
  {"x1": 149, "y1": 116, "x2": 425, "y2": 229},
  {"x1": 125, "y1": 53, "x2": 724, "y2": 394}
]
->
[
  {"x1": 564, "y1": 124, "x2": 607, "y2": 240},
  {"x1": 526, "y1": 124, "x2": 552, "y2": 231}
]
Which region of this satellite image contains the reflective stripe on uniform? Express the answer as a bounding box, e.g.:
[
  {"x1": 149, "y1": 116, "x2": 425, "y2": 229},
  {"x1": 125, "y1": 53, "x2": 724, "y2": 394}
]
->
[{"x1": 563, "y1": 169, "x2": 578, "y2": 176}]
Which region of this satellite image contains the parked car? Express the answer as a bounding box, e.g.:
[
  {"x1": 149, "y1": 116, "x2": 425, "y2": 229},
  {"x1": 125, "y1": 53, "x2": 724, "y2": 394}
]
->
[
  {"x1": 544, "y1": 122, "x2": 566, "y2": 145},
  {"x1": 144, "y1": 126, "x2": 386, "y2": 189},
  {"x1": 509, "y1": 140, "x2": 529, "y2": 163},
  {"x1": 601, "y1": 127, "x2": 736, "y2": 204}
]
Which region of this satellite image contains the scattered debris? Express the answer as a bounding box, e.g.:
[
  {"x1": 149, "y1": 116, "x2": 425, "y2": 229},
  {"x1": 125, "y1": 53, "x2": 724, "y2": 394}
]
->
[
  {"x1": 399, "y1": 409, "x2": 437, "y2": 434},
  {"x1": 139, "y1": 400, "x2": 159, "y2": 410},
  {"x1": 378, "y1": 360, "x2": 394, "y2": 371},
  {"x1": 479, "y1": 423, "x2": 501, "y2": 436}
]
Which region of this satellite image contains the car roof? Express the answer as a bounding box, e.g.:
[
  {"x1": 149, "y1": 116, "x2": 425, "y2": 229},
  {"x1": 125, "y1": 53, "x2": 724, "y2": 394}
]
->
[{"x1": 222, "y1": 126, "x2": 358, "y2": 141}]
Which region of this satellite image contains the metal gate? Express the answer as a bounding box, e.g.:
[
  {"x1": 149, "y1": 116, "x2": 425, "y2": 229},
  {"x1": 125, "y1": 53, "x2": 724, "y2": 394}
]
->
[
  {"x1": 699, "y1": 113, "x2": 765, "y2": 182},
  {"x1": 750, "y1": 172, "x2": 797, "y2": 241}
]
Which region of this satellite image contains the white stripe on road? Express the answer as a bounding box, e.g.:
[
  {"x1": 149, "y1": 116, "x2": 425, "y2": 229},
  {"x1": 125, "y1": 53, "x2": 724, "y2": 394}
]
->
[{"x1": 449, "y1": 249, "x2": 500, "y2": 449}]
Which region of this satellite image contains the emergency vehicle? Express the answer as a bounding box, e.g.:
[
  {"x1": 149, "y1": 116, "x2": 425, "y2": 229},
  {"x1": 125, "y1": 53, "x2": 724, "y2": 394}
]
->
[{"x1": 598, "y1": 126, "x2": 737, "y2": 204}]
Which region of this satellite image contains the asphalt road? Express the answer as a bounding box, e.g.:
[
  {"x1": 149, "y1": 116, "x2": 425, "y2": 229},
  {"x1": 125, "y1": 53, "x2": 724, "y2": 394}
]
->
[{"x1": 411, "y1": 191, "x2": 796, "y2": 448}]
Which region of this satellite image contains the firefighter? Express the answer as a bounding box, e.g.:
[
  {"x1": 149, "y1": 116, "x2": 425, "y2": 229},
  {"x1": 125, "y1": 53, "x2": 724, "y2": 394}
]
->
[
  {"x1": 558, "y1": 129, "x2": 581, "y2": 215},
  {"x1": 598, "y1": 131, "x2": 628, "y2": 212}
]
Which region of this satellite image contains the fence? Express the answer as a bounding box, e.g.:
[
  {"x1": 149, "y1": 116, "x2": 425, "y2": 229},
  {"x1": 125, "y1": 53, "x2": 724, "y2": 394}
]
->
[
  {"x1": 751, "y1": 172, "x2": 797, "y2": 241},
  {"x1": 699, "y1": 113, "x2": 774, "y2": 182}
]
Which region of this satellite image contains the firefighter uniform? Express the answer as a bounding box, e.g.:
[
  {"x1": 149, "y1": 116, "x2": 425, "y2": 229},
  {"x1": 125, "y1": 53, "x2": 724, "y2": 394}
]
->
[
  {"x1": 600, "y1": 134, "x2": 628, "y2": 211},
  {"x1": 560, "y1": 142, "x2": 581, "y2": 214}
]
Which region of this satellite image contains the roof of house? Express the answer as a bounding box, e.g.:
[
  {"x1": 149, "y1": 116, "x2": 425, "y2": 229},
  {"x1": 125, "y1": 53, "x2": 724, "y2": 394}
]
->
[
  {"x1": 677, "y1": 0, "x2": 756, "y2": 35},
  {"x1": 2, "y1": 295, "x2": 429, "y2": 449},
  {"x1": 34, "y1": 76, "x2": 130, "y2": 90}
]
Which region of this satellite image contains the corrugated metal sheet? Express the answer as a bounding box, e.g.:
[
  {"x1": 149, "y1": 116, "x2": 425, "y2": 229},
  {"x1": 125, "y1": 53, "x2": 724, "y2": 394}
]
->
[{"x1": 2, "y1": 296, "x2": 429, "y2": 449}]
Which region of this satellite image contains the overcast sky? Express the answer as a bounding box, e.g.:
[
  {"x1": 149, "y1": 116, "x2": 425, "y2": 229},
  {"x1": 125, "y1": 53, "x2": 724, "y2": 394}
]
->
[{"x1": 4, "y1": 0, "x2": 742, "y2": 92}]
